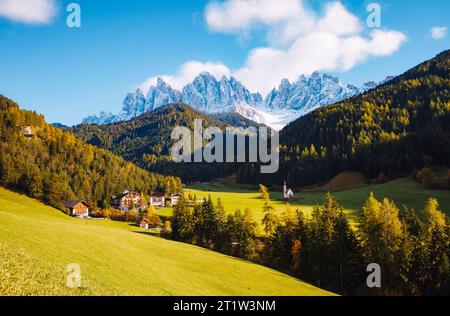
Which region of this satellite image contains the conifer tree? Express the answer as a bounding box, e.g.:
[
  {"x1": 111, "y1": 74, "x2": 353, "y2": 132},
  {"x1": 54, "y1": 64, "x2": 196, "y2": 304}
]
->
[
  {"x1": 423, "y1": 198, "x2": 450, "y2": 294},
  {"x1": 359, "y1": 194, "x2": 405, "y2": 294},
  {"x1": 262, "y1": 200, "x2": 279, "y2": 236},
  {"x1": 171, "y1": 196, "x2": 194, "y2": 242}
]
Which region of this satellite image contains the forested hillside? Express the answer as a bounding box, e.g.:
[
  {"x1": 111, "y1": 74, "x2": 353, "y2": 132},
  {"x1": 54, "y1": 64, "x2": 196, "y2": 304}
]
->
[
  {"x1": 72, "y1": 103, "x2": 241, "y2": 181},
  {"x1": 238, "y1": 50, "x2": 450, "y2": 186},
  {"x1": 0, "y1": 96, "x2": 179, "y2": 209},
  {"x1": 211, "y1": 112, "x2": 268, "y2": 129}
]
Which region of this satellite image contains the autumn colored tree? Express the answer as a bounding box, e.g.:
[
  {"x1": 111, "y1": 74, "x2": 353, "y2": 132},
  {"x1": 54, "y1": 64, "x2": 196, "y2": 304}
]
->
[
  {"x1": 359, "y1": 193, "x2": 405, "y2": 294},
  {"x1": 259, "y1": 184, "x2": 270, "y2": 200},
  {"x1": 262, "y1": 200, "x2": 279, "y2": 236},
  {"x1": 423, "y1": 198, "x2": 450, "y2": 294}
]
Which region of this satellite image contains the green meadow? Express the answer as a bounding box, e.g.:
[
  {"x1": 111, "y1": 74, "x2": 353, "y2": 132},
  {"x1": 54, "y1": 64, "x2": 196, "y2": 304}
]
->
[
  {"x1": 0, "y1": 187, "x2": 332, "y2": 296},
  {"x1": 186, "y1": 176, "x2": 450, "y2": 224},
  {"x1": 2, "y1": 173, "x2": 447, "y2": 296}
]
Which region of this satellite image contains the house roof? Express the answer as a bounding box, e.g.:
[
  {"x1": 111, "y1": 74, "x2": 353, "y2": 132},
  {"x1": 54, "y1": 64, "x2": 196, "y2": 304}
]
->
[{"x1": 62, "y1": 200, "x2": 91, "y2": 209}]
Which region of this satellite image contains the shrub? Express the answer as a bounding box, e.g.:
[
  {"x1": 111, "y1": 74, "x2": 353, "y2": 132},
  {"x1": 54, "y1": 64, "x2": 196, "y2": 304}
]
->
[
  {"x1": 147, "y1": 213, "x2": 163, "y2": 228},
  {"x1": 162, "y1": 221, "x2": 172, "y2": 234},
  {"x1": 416, "y1": 167, "x2": 438, "y2": 189}
]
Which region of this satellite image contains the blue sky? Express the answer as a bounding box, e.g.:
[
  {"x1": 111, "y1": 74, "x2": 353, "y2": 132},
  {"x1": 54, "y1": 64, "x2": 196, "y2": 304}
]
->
[{"x1": 0, "y1": 0, "x2": 449, "y2": 125}]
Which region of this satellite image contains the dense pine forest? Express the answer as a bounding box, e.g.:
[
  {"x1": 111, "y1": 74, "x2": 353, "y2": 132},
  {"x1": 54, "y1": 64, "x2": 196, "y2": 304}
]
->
[
  {"x1": 238, "y1": 50, "x2": 450, "y2": 187},
  {"x1": 0, "y1": 95, "x2": 180, "y2": 210}
]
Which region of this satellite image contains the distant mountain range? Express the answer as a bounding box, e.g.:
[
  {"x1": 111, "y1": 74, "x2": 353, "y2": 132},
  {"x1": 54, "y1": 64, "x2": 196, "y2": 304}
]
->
[{"x1": 83, "y1": 72, "x2": 393, "y2": 130}]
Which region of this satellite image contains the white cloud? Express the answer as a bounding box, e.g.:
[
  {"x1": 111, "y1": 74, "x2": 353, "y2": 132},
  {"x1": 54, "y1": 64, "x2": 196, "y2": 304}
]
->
[
  {"x1": 140, "y1": 61, "x2": 231, "y2": 93},
  {"x1": 234, "y1": 29, "x2": 406, "y2": 94},
  {"x1": 205, "y1": 0, "x2": 303, "y2": 34},
  {"x1": 0, "y1": 0, "x2": 57, "y2": 24},
  {"x1": 431, "y1": 26, "x2": 447, "y2": 40},
  {"x1": 316, "y1": 2, "x2": 362, "y2": 36},
  {"x1": 142, "y1": 0, "x2": 406, "y2": 95}
]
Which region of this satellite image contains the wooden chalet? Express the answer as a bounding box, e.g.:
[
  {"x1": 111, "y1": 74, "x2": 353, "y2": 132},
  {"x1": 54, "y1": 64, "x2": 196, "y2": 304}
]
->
[
  {"x1": 62, "y1": 200, "x2": 91, "y2": 218},
  {"x1": 20, "y1": 126, "x2": 35, "y2": 139}
]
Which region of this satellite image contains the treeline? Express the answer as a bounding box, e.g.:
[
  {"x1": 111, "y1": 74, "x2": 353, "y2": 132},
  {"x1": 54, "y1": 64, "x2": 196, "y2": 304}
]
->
[
  {"x1": 0, "y1": 95, "x2": 180, "y2": 210},
  {"x1": 170, "y1": 193, "x2": 450, "y2": 296},
  {"x1": 238, "y1": 50, "x2": 450, "y2": 187}
]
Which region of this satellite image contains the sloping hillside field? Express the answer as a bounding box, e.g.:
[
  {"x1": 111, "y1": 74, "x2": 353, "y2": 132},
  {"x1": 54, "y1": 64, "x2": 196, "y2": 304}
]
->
[{"x1": 0, "y1": 188, "x2": 333, "y2": 296}]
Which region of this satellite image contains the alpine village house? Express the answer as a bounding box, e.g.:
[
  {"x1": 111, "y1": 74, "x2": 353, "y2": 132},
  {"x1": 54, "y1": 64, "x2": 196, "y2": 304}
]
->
[
  {"x1": 62, "y1": 200, "x2": 91, "y2": 219},
  {"x1": 149, "y1": 195, "x2": 180, "y2": 207},
  {"x1": 111, "y1": 191, "x2": 143, "y2": 211},
  {"x1": 61, "y1": 190, "x2": 181, "y2": 221},
  {"x1": 111, "y1": 190, "x2": 181, "y2": 211}
]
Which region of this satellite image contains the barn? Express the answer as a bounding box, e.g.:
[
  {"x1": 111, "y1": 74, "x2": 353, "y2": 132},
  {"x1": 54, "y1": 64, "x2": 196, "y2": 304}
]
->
[{"x1": 62, "y1": 200, "x2": 91, "y2": 218}]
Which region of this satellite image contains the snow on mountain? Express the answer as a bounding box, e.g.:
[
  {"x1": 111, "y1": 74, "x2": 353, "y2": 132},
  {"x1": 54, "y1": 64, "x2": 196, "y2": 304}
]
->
[
  {"x1": 121, "y1": 89, "x2": 147, "y2": 119},
  {"x1": 146, "y1": 78, "x2": 181, "y2": 112},
  {"x1": 83, "y1": 72, "x2": 392, "y2": 130},
  {"x1": 181, "y1": 72, "x2": 263, "y2": 113},
  {"x1": 83, "y1": 111, "x2": 118, "y2": 125}
]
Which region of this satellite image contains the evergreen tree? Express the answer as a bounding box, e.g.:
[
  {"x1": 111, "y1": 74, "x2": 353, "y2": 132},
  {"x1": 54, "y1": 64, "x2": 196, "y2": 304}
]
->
[
  {"x1": 195, "y1": 196, "x2": 224, "y2": 249},
  {"x1": 175, "y1": 177, "x2": 183, "y2": 194},
  {"x1": 262, "y1": 200, "x2": 279, "y2": 236},
  {"x1": 43, "y1": 176, "x2": 62, "y2": 210},
  {"x1": 171, "y1": 196, "x2": 195, "y2": 242},
  {"x1": 332, "y1": 211, "x2": 364, "y2": 295},
  {"x1": 423, "y1": 198, "x2": 450, "y2": 294},
  {"x1": 0, "y1": 154, "x2": 16, "y2": 187},
  {"x1": 224, "y1": 209, "x2": 257, "y2": 259},
  {"x1": 307, "y1": 193, "x2": 340, "y2": 289},
  {"x1": 170, "y1": 177, "x2": 178, "y2": 195},
  {"x1": 359, "y1": 193, "x2": 405, "y2": 294},
  {"x1": 398, "y1": 206, "x2": 427, "y2": 295},
  {"x1": 165, "y1": 179, "x2": 172, "y2": 196}
]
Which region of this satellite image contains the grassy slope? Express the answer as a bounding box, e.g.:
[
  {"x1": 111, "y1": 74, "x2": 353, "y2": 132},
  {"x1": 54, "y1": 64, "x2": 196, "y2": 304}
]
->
[
  {"x1": 0, "y1": 187, "x2": 332, "y2": 296},
  {"x1": 321, "y1": 172, "x2": 368, "y2": 192},
  {"x1": 186, "y1": 176, "x2": 450, "y2": 224}
]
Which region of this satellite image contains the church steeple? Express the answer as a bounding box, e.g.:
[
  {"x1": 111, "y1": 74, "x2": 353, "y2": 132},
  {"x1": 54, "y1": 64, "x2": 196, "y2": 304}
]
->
[{"x1": 283, "y1": 180, "x2": 294, "y2": 200}]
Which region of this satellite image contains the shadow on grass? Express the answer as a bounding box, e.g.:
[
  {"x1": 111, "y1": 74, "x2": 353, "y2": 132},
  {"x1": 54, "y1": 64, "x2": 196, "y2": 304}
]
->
[{"x1": 133, "y1": 230, "x2": 161, "y2": 237}]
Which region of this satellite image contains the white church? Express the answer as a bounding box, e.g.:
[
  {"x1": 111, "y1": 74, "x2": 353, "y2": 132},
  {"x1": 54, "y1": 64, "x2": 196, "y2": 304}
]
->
[{"x1": 283, "y1": 181, "x2": 294, "y2": 200}]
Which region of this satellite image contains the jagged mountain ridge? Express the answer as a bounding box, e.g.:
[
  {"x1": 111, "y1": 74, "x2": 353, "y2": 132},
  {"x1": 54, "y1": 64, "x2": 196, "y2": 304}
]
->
[{"x1": 83, "y1": 72, "x2": 392, "y2": 129}]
